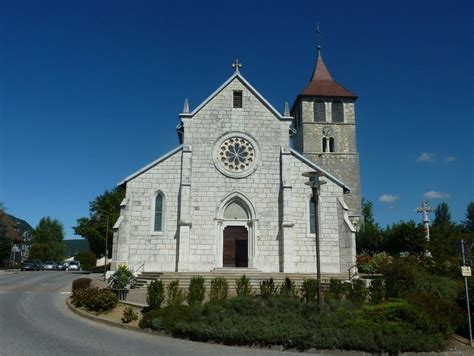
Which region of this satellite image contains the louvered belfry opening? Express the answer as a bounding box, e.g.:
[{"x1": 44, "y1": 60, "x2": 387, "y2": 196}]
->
[{"x1": 233, "y1": 90, "x2": 243, "y2": 108}]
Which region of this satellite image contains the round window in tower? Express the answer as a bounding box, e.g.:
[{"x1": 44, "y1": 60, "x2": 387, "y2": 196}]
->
[{"x1": 213, "y1": 132, "x2": 260, "y2": 178}]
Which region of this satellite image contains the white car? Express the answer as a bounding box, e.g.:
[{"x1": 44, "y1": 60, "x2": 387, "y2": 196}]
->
[{"x1": 67, "y1": 261, "x2": 81, "y2": 271}]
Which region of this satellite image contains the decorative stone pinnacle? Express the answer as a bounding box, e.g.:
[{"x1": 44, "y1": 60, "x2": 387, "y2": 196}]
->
[
  {"x1": 183, "y1": 98, "x2": 189, "y2": 113},
  {"x1": 232, "y1": 59, "x2": 242, "y2": 73},
  {"x1": 284, "y1": 101, "x2": 290, "y2": 116}
]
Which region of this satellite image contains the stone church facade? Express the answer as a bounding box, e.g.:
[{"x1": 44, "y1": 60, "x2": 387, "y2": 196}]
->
[{"x1": 111, "y1": 50, "x2": 361, "y2": 274}]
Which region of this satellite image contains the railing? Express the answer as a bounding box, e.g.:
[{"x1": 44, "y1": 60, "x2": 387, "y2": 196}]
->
[{"x1": 348, "y1": 264, "x2": 358, "y2": 280}]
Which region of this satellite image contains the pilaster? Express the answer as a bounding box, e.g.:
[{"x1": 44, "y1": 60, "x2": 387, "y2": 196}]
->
[
  {"x1": 178, "y1": 145, "x2": 192, "y2": 271},
  {"x1": 281, "y1": 147, "x2": 295, "y2": 272}
]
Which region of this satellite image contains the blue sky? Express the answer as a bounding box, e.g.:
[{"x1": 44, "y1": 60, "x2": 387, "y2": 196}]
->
[{"x1": 1, "y1": 0, "x2": 472, "y2": 238}]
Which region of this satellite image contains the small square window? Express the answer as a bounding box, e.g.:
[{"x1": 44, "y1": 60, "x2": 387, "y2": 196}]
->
[{"x1": 233, "y1": 91, "x2": 243, "y2": 108}]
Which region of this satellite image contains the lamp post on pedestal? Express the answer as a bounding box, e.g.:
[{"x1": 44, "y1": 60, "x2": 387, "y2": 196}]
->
[{"x1": 303, "y1": 171, "x2": 327, "y2": 313}]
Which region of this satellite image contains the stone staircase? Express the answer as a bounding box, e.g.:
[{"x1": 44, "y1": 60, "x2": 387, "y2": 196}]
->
[{"x1": 135, "y1": 269, "x2": 350, "y2": 294}]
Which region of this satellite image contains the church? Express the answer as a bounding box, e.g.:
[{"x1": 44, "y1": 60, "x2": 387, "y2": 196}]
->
[{"x1": 111, "y1": 47, "x2": 362, "y2": 275}]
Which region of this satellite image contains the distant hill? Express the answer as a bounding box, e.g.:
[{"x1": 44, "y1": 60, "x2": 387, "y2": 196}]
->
[{"x1": 64, "y1": 239, "x2": 90, "y2": 257}]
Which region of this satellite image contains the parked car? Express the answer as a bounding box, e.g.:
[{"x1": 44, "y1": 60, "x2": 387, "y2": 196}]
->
[
  {"x1": 43, "y1": 261, "x2": 57, "y2": 270},
  {"x1": 67, "y1": 261, "x2": 81, "y2": 271},
  {"x1": 21, "y1": 260, "x2": 40, "y2": 271},
  {"x1": 56, "y1": 261, "x2": 66, "y2": 270},
  {"x1": 33, "y1": 260, "x2": 44, "y2": 270}
]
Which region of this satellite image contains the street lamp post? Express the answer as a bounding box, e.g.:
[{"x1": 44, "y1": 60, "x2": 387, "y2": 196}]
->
[
  {"x1": 104, "y1": 215, "x2": 109, "y2": 281},
  {"x1": 303, "y1": 171, "x2": 327, "y2": 313}
]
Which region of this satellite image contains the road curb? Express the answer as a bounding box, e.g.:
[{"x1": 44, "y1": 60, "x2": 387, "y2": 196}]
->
[{"x1": 66, "y1": 298, "x2": 154, "y2": 335}]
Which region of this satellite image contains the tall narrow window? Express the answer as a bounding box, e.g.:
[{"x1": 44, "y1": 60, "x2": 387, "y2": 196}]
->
[
  {"x1": 332, "y1": 101, "x2": 344, "y2": 123},
  {"x1": 329, "y1": 137, "x2": 335, "y2": 152},
  {"x1": 322, "y1": 137, "x2": 327, "y2": 152},
  {"x1": 154, "y1": 193, "x2": 164, "y2": 232},
  {"x1": 233, "y1": 91, "x2": 243, "y2": 108},
  {"x1": 314, "y1": 100, "x2": 326, "y2": 122},
  {"x1": 309, "y1": 199, "x2": 317, "y2": 234}
]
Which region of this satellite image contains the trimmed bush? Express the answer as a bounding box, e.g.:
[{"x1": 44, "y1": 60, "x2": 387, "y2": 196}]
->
[
  {"x1": 167, "y1": 280, "x2": 186, "y2": 306},
  {"x1": 208, "y1": 277, "x2": 228, "y2": 302},
  {"x1": 71, "y1": 277, "x2": 92, "y2": 294},
  {"x1": 71, "y1": 287, "x2": 118, "y2": 312},
  {"x1": 147, "y1": 279, "x2": 165, "y2": 309},
  {"x1": 347, "y1": 279, "x2": 367, "y2": 305},
  {"x1": 368, "y1": 278, "x2": 385, "y2": 304},
  {"x1": 188, "y1": 276, "x2": 205, "y2": 305},
  {"x1": 301, "y1": 279, "x2": 317, "y2": 303},
  {"x1": 260, "y1": 278, "x2": 278, "y2": 299},
  {"x1": 279, "y1": 277, "x2": 297, "y2": 297},
  {"x1": 121, "y1": 306, "x2": 139, "y2": 323},
  {"x1": 236, "y1": 275, "x2": 252, "y2": 297},
  {"x1": 327, "y1": 278, "x2": 346, "y2": 300}
]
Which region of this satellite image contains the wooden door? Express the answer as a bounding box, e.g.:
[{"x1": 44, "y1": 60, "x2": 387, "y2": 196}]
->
[{"x1": 223, "y1": 226, "x2": 248, "y2": 267}]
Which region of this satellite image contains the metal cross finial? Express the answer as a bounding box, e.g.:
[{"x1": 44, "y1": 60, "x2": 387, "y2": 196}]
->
[
  {"x1": 416, "y1": 200, "x2": 436, "y2": 256},
  {"x1": 232, "y1": 59, "x2": 242, "y2": 73},
  {"x1": 316, "y1": 22, "x2": 322, "y2": 54}
]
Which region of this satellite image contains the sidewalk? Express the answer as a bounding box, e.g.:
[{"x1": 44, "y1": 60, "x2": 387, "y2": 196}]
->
[{"x1": 0, "y1": 269, "x2": 20, "y2": 276}]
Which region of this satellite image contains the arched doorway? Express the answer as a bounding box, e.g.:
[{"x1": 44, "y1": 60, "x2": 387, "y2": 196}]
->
[
  {"x1": 223, "y1": 202, "x2": 249, "y2": 267},
  {"x1": 215, "y1": 193, "x2": 257, "y2": 269}
]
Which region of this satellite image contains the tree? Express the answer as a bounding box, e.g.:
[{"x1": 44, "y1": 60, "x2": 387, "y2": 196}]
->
[
  {"x1": 29, "y1": 217, "x2": 66, "y2": 261},
  {"x1": 74, "y1": 187, "x2": 125, "y2": 257},
  {"x1": 463, "y1": 202, "x2": 474, "y2": 234},
  {"x1": 432, "y1": 202, "x2": 452, "y2": 229},
  {"x1": 383, "y1": 220, "x2": 427, "y2": 256},
  {"x1": 356, "y1": 199, "x2": 383, "y2": 253}
]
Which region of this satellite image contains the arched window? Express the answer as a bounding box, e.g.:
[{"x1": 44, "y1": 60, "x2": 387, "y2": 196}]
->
[
  {"x1": 329, "y1": 137, "x2": 335, "y2": 152},
  {"x1": 309, "y1": 198, "x2": 317, "y2": 234},
  {"x1": 332, "y1": 101, "x2": 344, "y2": 123},
  {"x1": 322, "y1": 137, "x2": 327, "y2": 152},
  {"x1": 314, "y1": 100, "x2": 326, "y2": 122},
  {"x1": 154, "y1": 193, "x2": 164, "y2": 232}
]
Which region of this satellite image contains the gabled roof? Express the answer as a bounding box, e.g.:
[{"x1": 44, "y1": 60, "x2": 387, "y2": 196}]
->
[
  {"x1": 179, "y1": 72, "x2": 293, "y2": 121},
  {"x1": 118, "y1": 145, "x2": 183, "y2": 186},
  {"x1": 289, "y1": 148, "x2": 351, "y2": 193},
  {"x1": 299, "y1": 52, "x2": 357, "y2": 98}
]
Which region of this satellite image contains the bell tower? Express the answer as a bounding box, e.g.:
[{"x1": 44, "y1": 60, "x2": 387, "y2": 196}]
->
[{"x1": 291, "y1": 45, "x2": 362, "y2": 226}]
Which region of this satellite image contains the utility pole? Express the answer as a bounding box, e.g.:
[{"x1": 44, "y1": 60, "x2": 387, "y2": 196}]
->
[
  {"x1": 104, "y1": 215, "x2": 109, "y2": 281},
  {"x1": 415, "y1": 200, "x2": 435, "y2": 257}
]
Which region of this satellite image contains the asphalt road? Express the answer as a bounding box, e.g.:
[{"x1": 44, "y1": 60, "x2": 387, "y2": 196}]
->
[{"x1": 0, "y1": 272, "x2": 304, "y2": 356}]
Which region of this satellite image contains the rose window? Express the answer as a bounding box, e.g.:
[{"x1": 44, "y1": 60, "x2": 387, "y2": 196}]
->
[{"x1": 219, "y1": 137, "x2": 255, "y2": 172}]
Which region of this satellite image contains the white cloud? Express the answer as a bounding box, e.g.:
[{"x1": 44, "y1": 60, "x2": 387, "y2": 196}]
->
[
  {"x1": 379, "y1": 194, "x2": 399, "y2": 203},
  {"x1": 424, "y1": 190, "x2": 451, "y2": 199},
  {"x1": 416, "y1": 152, "x2": 436, "y2": 162},
  {"x1": 444, "y1": 156, "x2": 456, "y2": 163}
]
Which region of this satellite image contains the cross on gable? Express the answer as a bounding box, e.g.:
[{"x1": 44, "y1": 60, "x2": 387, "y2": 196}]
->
[{"x1": 232, "y1": 59, "x2": 242, "y2": 73}]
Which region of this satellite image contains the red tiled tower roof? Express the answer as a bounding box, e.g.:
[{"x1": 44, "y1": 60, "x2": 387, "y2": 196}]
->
[{"x1": 300, "y1": 51, "x2": 357, "y2": 98}]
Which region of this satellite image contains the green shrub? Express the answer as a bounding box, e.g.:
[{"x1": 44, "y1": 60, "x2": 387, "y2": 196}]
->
[
  {"x1": 347, "y1": 279, "x2": 367, "y2": 305},
  {"x1": 71, "y1": 287, "x2": 118, "y2": 312},
  {"x1": 236, "y1": 275, "x2": 252, "y2": 297},
  {"x1": 368, "y1": 278, "x2": 385, "y2": 304},
  {"x1": 167, "y1": 280, "x2": 186, "y2": 306},
  {"x1": 121, "y1": 306, "x2": 139, "y2": 323},
  {"x1": 74, "y1": 251, "x2": 97, "y2": 270},
  {"x1": 86, "y1": 289, "x2": 118, "y2": 312},
  {"x1": 279, "y1": 277, "x2": 297, "y2": 297},
  {"x1": 208, "y1": 277, "x2": 228, "y2": 302},
  {"x1": 140, "y1": 304, "x2": 202, "y2": 332},
  {"x1": 301, "y1": 279, "x2": 318, "y2": 303},
  {"x1": 187, "y1": 276, "x2": 205, "y2": 305},
  {"x1": 260, "y1": 278, "x2": 278, "y2": 299},
  {"x1": 147, "y1": 279, "x2": 165, "y2": 309},
  {"x1": 327, "y1": 278, "x2": 346, "y2": 300},
  {"x1": 108, "y1": 264, "x2": 137, "y2": 289},
  {"x1": 71, "y1": 277, "x2": 92, "y2": 294},
  {"x1": 71, "y1": 288, "x2": 95, "y2": 307}
]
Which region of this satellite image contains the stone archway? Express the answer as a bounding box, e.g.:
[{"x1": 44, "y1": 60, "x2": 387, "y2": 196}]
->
[{"x1": 215, "y1": 192, "x2": 258, "y2": 269}]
